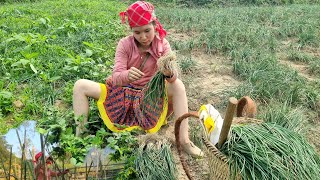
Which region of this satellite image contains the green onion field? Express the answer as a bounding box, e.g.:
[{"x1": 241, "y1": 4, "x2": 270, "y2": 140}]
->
[{"x1": 1, "y1": 0, "x2": 319, "y2": 179}]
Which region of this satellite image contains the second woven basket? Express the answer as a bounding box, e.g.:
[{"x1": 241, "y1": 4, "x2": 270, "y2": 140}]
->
[{"x1": 174, "y1": 96, "x2": 260, "y2": 180}]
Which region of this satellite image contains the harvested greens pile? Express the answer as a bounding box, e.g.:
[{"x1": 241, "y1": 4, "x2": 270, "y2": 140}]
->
[
  {"x1": 220, "y1": 123, "x2": 320, "y2": 180},
  {"x1": 135, "y1": 140, "x2": 177, "y2": 180}
]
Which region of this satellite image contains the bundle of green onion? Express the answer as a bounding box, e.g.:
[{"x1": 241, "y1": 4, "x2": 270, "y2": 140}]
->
[
  {"x1": 142, "y1": 71, "x2": 166, "y2": 113},
  {"x1": 135, "y1": 141, "x2": 177, "y2": 180},
  {"x1": 220, "y1": 123, "x2": 320, "y2": 180},
  {"x1": 142, "y1": 51, "x2": 178, "y2": 112}
]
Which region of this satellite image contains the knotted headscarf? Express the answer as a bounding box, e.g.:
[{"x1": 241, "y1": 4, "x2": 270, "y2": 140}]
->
[
  {"x1": 35, "y1": 152, "x2": 43, "y2": 161},
  {"x1": 34, "y1": 152, "x2": 52, "y2": 164},
  {"x1": 119, "y1": 1, "x2": 167, "y2": 40}
]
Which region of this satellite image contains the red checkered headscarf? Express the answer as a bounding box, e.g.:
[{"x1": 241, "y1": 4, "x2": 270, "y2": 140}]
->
[
  {"x1": 119, "y1": 1, "x2": 167, "y2": 40},
  {"x1": 35, "y1": 152, "x2": 43, "y2": 161},
  {"x1": 34, "y1": 152, "x2": 52, "y2": 164}
]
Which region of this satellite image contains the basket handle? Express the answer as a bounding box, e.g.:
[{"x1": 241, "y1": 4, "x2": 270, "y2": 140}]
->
[
  {"x1": 174, "y1": 111, "x2": 199, "y2": 180},
  {"x1": 218, "y1": 97, "x2": 238, "y2": 148}
]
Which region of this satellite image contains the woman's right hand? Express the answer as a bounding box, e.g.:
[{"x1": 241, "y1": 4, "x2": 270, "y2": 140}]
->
[{"x1": 128, "y1": 67, "x2": 145, "y2": 82}]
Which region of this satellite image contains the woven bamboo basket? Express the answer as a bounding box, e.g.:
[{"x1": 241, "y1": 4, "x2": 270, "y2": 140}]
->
[{"x1": 174, "y1": 97, "x2": 262, "y2": 180}]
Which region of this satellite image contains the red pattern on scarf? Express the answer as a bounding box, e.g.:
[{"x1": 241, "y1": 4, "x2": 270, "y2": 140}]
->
[{"x1": 119, "y1": 1, "x2": 167, "y2": 40}]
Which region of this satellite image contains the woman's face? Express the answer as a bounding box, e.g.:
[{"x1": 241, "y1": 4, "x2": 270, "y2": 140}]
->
[{"x1": 132, "y1": 22, "x2": 155, "y2": 48}]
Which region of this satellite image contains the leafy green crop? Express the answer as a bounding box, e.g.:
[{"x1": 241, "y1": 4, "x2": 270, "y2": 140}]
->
[{"x1": 0, "y1": 0, "x2": 126, "y2": 133}]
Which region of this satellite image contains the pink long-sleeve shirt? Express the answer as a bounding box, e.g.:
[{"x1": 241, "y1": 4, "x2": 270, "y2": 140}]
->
[{"x1": 112, "y1": 35, "x2": 171, "y2": 87}]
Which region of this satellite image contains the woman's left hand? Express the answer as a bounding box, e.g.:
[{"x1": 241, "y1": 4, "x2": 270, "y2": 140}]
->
[{"x1": 161, "y1": 69, "x2": 173, "y2": 77}]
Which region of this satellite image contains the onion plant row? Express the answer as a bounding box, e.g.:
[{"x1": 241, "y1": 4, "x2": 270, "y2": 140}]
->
[{"x1": 158, "y1": 4, "x2": 320, "y2": 119}]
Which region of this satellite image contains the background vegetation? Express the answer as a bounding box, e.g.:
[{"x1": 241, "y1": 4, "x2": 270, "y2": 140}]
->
[
  {"x1": 0, "y1": 0, "x2": 319, "y2": 178},
  {"x1": 156, "y1": 2, "x2": 320, "y2": 150},
  {"x1": 0, "y1": 0, "x2": 126, "y2": 133}
]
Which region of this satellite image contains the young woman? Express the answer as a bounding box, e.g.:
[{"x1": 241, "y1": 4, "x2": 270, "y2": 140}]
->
[{"x1": 73, "y1": 1, "x2": 202, "y2": 156}]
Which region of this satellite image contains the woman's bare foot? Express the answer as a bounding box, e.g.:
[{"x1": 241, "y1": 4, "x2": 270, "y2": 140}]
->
[{"x1": 181, "y1": 141, "x2": 203, "y2": 157}]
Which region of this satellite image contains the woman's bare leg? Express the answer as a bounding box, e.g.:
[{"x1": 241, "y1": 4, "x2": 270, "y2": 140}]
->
[
  {"x1": 167, "y1": 79, "x2": 202, "y2": 156},
  {"x1": 73, "y1": 79, "x2": 101, "y2": 136}
]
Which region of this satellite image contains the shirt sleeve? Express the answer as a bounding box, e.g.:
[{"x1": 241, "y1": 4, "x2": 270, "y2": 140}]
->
[
  {"x1": 162, "y1": 39, "x2": 177, "y2": 83},
  {"x1": 48, "y1": 169, "x2": 58, "y2": 177},
  {"x1": 162, "y1": 38, "x2": 171, "y2": 56},
  {"x1": 112, "y1": 39, "x2": 130, "y2": 86},
  {"x1": 48, "y1": 169, "x2": 66, "y2": 177}
]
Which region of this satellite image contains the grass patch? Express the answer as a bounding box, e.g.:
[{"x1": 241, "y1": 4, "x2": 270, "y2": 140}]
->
[
  {"x1": 309, "y1": 59, "x2": 320, "y2": 76},
  {"x1": 287, "y1": 51, "x2": 316, "y2": 63},
  {"x1": 257, "y1": 101, "x2": 308, "y2": 133},
  {"x1": 178, "y1": 55, "x2": 196, "y2": 74},
  {"x1": 0, "y1": 0, "x2": 126, "y2": 133},
  {"x1": 287, "y1": 50, "x2": 320, "y2": 77},
  {"x1": 158, "y1": 4, "x2": 320, "y2": 110}
]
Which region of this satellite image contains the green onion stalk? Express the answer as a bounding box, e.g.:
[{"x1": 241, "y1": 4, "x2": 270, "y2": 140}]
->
[
  {"x1": 135, "y1": 140, "x2": 177, "y2": 180},
  {"x1": 220, "y1": 123, "x2": 320, "y2": 180}
]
